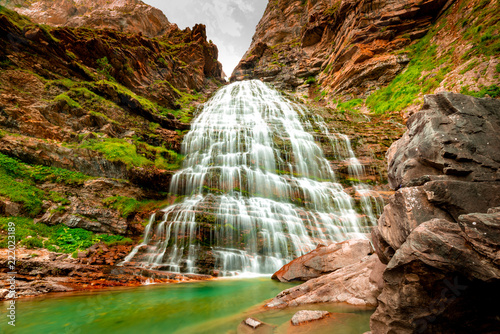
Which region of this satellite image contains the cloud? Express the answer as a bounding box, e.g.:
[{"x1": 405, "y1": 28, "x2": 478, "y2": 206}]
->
[{"x1": 143, "y1": 0, "x2": 268, "y2": 75}]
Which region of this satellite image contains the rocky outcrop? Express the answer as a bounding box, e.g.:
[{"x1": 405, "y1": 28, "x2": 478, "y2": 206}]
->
[
  {"x1": 0, "y1": 247, "x2": 212, "y2": 300},
  {"x1": 272, "y1": 238, "x2": 373, "y2": 282},
  {"x1": 370, "y1": 93, "x2": 500, "y2": 333},
  {"x1": 267, "y1": 249, "x2": 386, "y2": 308},
  {"x1": 267, "y1": 239, "x2": 386, "y2": 308},
  {"x1": 8, "y1": 0, "x2": 172, "y2": 38},
  {"x1": 0, "y1": 6, "x2": 223, "y2": 232},
  {"x1": 231, "y1": 0, "x2": 449, "y2": 96},
  {"x1": 291, "y1": 310, "x2": 331, "y2": 325}
]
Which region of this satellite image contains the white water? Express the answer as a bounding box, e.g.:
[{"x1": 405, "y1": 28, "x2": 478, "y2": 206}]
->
[{"x1": 122, "y1": 80, "x2": 382, "y2": 275}]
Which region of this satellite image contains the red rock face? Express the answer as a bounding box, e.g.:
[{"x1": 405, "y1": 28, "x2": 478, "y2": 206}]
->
[
  {"x1": 10, "y1": 0, "x2": 172, "y2": 38},
  {"x1": 231, "y1": 0, "x2": 449, "y2": 97}
]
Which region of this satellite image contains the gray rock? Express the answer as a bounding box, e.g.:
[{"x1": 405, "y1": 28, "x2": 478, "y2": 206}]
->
[{"x1": 387, "y1": 93, "x2": 500, "y2": 190}]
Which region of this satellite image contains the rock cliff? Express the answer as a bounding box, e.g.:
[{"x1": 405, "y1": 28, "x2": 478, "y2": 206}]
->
[
  {"x1": 231, "y1": 0, "x2": 449, "y2": 94},
  {"x1": 370, "y1": 93, "x2": 500, "y2": 333},
  {"x1": 0, "y1": 2, "x2": 223, "y2": 256},
  {"x1": 7, "y1": 0, "x2": 171, "y2": 37},
  {"x1": 232, "y1": 0, "x2": 499, "y2": 115}
]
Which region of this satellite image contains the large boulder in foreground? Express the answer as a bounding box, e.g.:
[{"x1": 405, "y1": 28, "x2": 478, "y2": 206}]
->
[
  {"x1": 272, "y1": 239, "x2": 373, "y2": 282},
  {"x1": 371, "y1": 93, "x2": 500, "y2": 333},
  {"x1": 371, "y1": 213, "x2": 500, "y2": 334},
  {"x1": 267, "y1": 253, "x2": 385, "y2": 308}
]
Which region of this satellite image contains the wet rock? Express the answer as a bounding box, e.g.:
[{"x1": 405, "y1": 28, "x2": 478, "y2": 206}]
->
[
  {"x1": 272, "y1": 238, "x2": 373, "y2": 282},
  {"x1": 267, "y1": 254, "x2": 385, "y2": 308},
  {"x1": 237, "y1": 318, "x2": 275, "y2": 334},
  {"x1": 291, "y1": 310, "x2": 330, "y2": 326}
]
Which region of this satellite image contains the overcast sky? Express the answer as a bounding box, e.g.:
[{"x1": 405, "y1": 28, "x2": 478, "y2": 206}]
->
[{"x1": 143, "y1": 0, "x2": 268, "y2": 77}]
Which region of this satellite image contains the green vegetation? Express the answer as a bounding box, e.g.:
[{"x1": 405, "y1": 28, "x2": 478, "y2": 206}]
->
[
  {"x1": 103, "y1": 195, "x2": 173, "y2": 218},
  {"x1": 324, "y1": 1, "x2": 341, "y2": 16},
  {"x1": 305, "y1": 76, "x2": 316, "y2": 85},
  {"x1": 79, "y1": 137, "x2": 151, "y2": 168},
  {"x1": 0, "y1": 153, "x2": 91, "y2": 215},
  {"x1": 96, "y1": 56, "x2": 114, "y2": 82},
  {"x1": 102, "y1": 196, "x2": 141, "y2": 217},
  {"x1": 77, "y1": 137, "x2": 184, "y2": 170},
  {"x1": 366, "y1": 25, "x2": 452, "y2": 114},
  {"x1": 53, "y1": 92, "x2": 82, "y2": 109},
  {"x1": 336, "y1": 98, "x2": 363, "y2": 114},
  {"x1": 0, "y1": 217, "x2": 132, "y2": 252},
  {"x1": 461, "y1": 84, "x2": 500, "y2": 97},
  {"x1": 343, "y1": 0, "x2": 500, "y2": 114}
]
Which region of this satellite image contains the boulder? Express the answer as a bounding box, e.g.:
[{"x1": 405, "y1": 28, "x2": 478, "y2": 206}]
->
[
  {"x1": 272, "y1": 238, "x2": 373, "y2": 282},
  {"x1": 267, "y1": 254, "x2": 385, "y2": 308},
  {"x1": 371, "y1": 217, "x2": 500, "y2": 334},
  {"x1": 237, "y1": 318, "x2": 275, "y2": 334},
  {"x1": 371, "y1": 94, "x2": 500, "y2": 333},
  {"x1": 291, "y1": 310, "x2": 330, "y2": 326},
  {"x1": 387, "y1": 93, "x2": 500, "y2": 190}
]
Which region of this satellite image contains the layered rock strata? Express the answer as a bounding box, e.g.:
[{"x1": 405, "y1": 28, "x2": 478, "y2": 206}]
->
[
  {"x1": 8, "y1": 0, "x2": 172, "y2": 37},
  {"x1": 370, "y1": 93, "x2": 500, "y2": 333},
  {"x1": 268, "y1": 239, "x2": 386, "y2": 308},
  {"x1": 231, "y1": 0, "x2": 449, "y2": 95}
]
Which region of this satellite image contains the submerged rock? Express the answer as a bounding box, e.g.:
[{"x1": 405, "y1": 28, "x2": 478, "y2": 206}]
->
[
  {"x1": 237, "y1": 318, "x2": 275, "y2": 334},
  {"x1": 291, "y1": 310, "x2": 330, "y2": 326}
]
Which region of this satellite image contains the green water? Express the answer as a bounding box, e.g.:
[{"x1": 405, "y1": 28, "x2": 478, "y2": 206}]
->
[{"x1": 1, "y1": 278, "x2": 372, "y2": 334}]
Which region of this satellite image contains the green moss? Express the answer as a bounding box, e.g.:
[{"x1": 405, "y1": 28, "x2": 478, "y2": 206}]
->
[
  {"x1": 0, "y1": 6, "x2": 33, "y2": 29},
  {"x1": 0, "y1": 216, "x2": 134, "y2": 252},
  {"x1": 337, "y1": 98, "x2": 363, "y2": 113},
  {"x1": 102, "y1": 195, "x2": 140, "y2": 217},
  {"x1": 305, "y1": 76, "x2": 316, "y2": 85},
  {"x1": 0, "y1": 153, "x2": 91, "y2": 215},
  {"x1": 53, "y1": 93, "x2": 82, "y2": 109},
  {"x1": 79, "y1": 138, "x2": 152, "y2": 168}
]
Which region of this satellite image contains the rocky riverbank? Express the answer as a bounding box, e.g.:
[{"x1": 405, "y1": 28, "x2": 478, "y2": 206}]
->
[{"x1": 0, "y1": 247, "x2": 212, "y2": 300}]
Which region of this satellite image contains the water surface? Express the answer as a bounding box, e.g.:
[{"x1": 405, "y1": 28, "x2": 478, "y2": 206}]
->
[{"x1": 1, "y1": 278, "x2": 371, "y2": 334}]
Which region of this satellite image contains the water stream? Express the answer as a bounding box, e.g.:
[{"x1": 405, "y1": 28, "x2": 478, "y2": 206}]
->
[{"x1": 122, "y1": 80, "x2": 382, "y2": 275}]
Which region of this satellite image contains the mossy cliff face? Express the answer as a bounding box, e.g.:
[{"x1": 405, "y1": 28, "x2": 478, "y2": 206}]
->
[
  {"x1": 232, "y1": 0, "x2": 499, "y2": 114},
  {"x1": 0, "y1": 1, "x2": 224, "y2": 274}
]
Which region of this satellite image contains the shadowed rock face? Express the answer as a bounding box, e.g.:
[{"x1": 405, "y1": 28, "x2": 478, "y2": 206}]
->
[
  {"x1": 370, "y1": 93, "x2": 500, "y2": 333},
  {"x1": 231, "y1": 0, "x2": 449, "y2": 95}
]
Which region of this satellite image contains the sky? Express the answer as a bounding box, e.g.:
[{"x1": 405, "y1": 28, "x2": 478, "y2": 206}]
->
[{"x1": 143, "y1": 0, "x2": 269, "y2": 77}]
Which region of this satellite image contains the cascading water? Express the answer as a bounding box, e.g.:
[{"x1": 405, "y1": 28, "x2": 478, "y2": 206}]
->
[{"x1": 122, "y1": 80, "x2": 383, "y2": 275}]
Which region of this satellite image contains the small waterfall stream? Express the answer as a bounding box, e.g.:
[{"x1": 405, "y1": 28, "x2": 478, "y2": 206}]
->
[{"x1": 122, "y1": 80, "x2": 382, "y2": 275}]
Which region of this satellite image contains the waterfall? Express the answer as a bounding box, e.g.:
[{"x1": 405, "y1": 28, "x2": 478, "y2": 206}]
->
[{"x1": 122, "y1": 80, "x2": 382, "y2": 276}]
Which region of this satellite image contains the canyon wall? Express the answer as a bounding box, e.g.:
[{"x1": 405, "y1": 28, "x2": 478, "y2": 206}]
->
[
  {"x1": 370, "y1": 93, "x2": 500, "y2": 333},
  {"x1": 0, "y1": 1, "x2": 223, "y2": 235}
]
